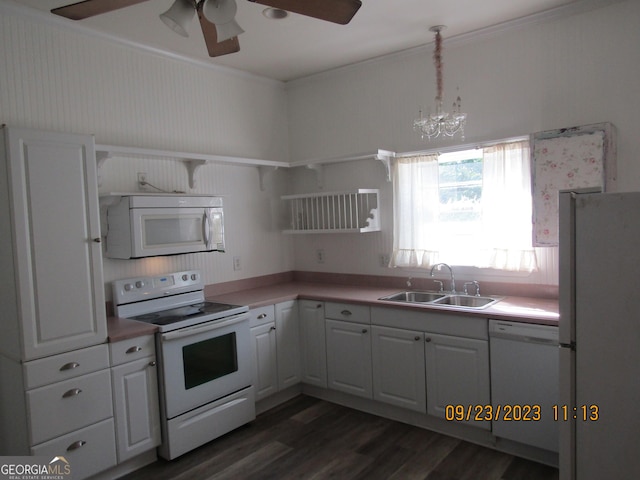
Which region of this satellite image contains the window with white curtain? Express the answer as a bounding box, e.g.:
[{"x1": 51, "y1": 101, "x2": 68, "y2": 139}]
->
[{"x1": 390, "y1": 139, "x2": 538, "y2": 272}]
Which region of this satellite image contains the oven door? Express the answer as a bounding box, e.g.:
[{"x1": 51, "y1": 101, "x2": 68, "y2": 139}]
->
[
  {"x1": 158, "y1": 312, "x2": 251, "y2": 419},
  {"x1": 131, "y1": 207, "x2": 223, "y2": 257}
]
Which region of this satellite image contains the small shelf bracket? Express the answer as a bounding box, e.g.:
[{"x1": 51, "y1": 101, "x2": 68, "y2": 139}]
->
[
  {"x1": 184, "y1": 159, "x2": 207, "y2": 190},
  {"x1": 257, "y1": 165, "x2": 279, "y2": 191},
  {"x1": 95, "y1": 150, "x2": 112, "y2": 187},
  {"x1": 306, "y1": 164, "x2": 325, "y2": 189},
  {"x1": 375, "y1": 151, "x2": 394, "y2": 183}
]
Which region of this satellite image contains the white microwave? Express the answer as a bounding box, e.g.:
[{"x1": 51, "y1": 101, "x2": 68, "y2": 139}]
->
[{"x1": 104, "y1": 195, "x2": 224, "y2": 259}]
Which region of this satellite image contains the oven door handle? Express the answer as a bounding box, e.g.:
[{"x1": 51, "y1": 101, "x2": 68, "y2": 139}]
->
[{"x1": 161, "y1": 313, "x2": 248, "y2": 341}]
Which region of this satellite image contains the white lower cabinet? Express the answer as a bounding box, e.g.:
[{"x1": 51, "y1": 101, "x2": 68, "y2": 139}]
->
[
  {"x1": 299, "y1": 300, "x2": 327, "y2": 388},
  {"x1": 371, "y1": 325, "x2": 426, "y2": 413},
  {"x1": 325, "y1": 319, "x2": 372, "y2": 398},
  {"x1": 25, "y1": 344, "x2": 117, "y2": 479},
  {"x1": 250, "y1": 301, "x2": 301, "y2": 402},
  {"x1": 424, "y1": 332, "x2": 491, "y2": 430},
  {"x1": 275, "y1": 301, "x2": 301, "y2": 390},
  {"x1": 31, "y1": 418, "x2": 117, "y2": 480},
  {"x1": 110, "y1": 335, "x2": 161, "y2": 463}
]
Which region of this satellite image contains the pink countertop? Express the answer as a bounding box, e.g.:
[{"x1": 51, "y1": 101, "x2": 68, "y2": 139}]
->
[
  {"x1": 207, "y1": 281, "x2": 559, "y2": 326},
  {"x1": 107, "y1": 280, "x2": 559, "y2": 341}
]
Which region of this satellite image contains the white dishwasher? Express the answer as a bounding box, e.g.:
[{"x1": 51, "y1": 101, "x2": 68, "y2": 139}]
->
[{"x1": 489, "y1": 320, "x2": 559, "y2": 452}]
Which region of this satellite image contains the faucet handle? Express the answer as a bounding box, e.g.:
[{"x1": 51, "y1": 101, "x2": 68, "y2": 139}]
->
[
  {"x1": 463, "y1": 281, "x2": 481, "y2": 296},
  {"x1": 406, "y1": 277, "x2": 412, "y2": 288}
]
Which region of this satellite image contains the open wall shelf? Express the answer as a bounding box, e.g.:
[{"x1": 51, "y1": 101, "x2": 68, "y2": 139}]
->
[{"x1": 282, "y1": 189, "x2": 380, "y2": 234}]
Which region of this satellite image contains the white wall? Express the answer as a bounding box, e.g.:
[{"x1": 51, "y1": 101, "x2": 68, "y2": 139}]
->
[
  {"x1": 285, "y1": 0, "x2": 640, "y2": 287},
  {"x1": 2, "y1": 1, "x2": 639, "y2": 293},
  {"x1": 0, "y1": 2, "x2": 292, "y2": 297}
]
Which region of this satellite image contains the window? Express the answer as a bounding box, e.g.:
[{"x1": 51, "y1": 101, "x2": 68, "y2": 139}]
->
[{"x1": 390, "y1": 139, "x2": 537, "y2": 272}]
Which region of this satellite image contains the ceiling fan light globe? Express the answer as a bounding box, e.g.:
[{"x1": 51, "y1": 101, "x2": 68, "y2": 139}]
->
[
  {"x1": 159, "y1": 0, "x2": 195, "y2": 37},
  {"x1": 203, "y1": 0, "x2": 237, "y2": 24},
  {"x1": 214, "y1": 18, "x2": 245, "y2": 42}
]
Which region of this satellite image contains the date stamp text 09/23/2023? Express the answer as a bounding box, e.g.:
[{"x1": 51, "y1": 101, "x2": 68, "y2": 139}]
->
[{"x1": 445, "y1": 404, "x2": 599, "y2": 422}]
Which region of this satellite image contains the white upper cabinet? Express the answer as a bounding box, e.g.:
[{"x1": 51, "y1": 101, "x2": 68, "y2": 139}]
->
[{"x1": 0, "y1": 127, "x2": 106, "y2": 360}]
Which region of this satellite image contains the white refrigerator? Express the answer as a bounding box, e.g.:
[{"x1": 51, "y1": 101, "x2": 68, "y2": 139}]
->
[{"x1": 559, "y1": 189, "x2": 640, "y2": 479}]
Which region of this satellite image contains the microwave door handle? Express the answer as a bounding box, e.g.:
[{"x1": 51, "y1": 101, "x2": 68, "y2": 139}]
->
[{"x1": 203, "y1": 210, "x2": 212, "y2": 250}]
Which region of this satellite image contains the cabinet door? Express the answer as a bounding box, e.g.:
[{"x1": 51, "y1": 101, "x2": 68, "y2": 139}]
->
[
  {"x1": 111, "y1": 357, "x2": 161, "y2": 462},
  {"x1": 325, "y1": 319, "x2": 372, "y2": 399},
  {"x1": 250, "y1": 323, "x2": 278, "y2": 401},
  {"x1": 6, "y1": 128, "x2": 106, "y2": 360},
  {"x1": 275, "y1": 301, "x2": 301, "y2": 390},
  {"x1": 425, "y1": 333, "x2": 490, "y2": 430},
  {"x1": 372, "y1": 326, "x2": 426, "y2": 413},
  {"x1": 299, "y1": 300, "x2": 327, "y2": 388}
]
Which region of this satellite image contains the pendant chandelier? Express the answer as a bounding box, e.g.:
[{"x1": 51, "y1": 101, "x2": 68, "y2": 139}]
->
[{"x1": 413, "y1": 26, "x2": 467, "y2": 140}]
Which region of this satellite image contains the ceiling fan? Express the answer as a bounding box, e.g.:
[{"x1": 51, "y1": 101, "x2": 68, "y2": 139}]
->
[{"x1": 50, "y1": 0, "x2": 363, "y2": 58}]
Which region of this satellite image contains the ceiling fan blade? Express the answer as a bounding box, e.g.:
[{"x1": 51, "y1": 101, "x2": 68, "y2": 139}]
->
[
  {"x1": 197, "y1": 3, "x2": 240, "y2": 57},
  {"x1": 51, "y1": 0, "x2": 151, "y2": 20},
  {"x1": 247, "y1": 0, "x2": 361, "y2": 25}
]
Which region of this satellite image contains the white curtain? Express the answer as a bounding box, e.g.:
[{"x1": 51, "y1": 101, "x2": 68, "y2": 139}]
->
[{"x1": 390, "y1": 141, "x2": 537, "y2": 272}]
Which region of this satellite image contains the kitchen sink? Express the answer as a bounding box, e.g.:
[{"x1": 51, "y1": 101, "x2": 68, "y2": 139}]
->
[
  {"x1": 379, "y1": 291, "x2": 447, "y2": 303},
  {"x1": 379, "y1": 291, "x2": 502, "y2": 310},
  {"x1": 432, "y1": 295, "x2": 500, "y2": 309}
]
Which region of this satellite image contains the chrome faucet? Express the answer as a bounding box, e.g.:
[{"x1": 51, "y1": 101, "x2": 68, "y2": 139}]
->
[
  {"x1": 463, "y1": 281, "x2": 481, "y2": 296},
  {"x1": 430, "y1": 263, "x2": 456, "y2": 293}
]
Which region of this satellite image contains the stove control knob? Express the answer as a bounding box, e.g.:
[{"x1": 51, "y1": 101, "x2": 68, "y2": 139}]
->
[
  {"x1": 124, "y1": 283, "x2": 133, "y2": 292},
  {"x1": 135, "y1": 281, "x2": 145, "y2": 289},
  {"x1": 191, "y1": 273, "x2": 198, "y2": 281},
  {"x1": 182, "y1": 274, "x2": 188, "y2": 281}
]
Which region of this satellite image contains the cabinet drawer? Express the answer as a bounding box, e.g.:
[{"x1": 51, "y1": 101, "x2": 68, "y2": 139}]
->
[
  {"x1": 23, "y1": 344, "x2": 110, "y2": 389},
  {"x1": 325, "y1": 302, "x2": 370, "y2": 324},
  {"x1": 250, "y1": 305, "x2": 276, "y2": 327},
  {"x1": 27, "y1": 369, "x2": 113, "y2": 445},
  {"x1": 31, "y1": 418, "x2": 117, "y2": 480},
  {"x1": 109, "y1": 335, "x2": 156, "y2": 366}
]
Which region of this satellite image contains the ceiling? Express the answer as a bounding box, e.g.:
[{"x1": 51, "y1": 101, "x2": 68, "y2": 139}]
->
[{"x1": 9, "y1": 0, "x2": 584, "y2": 82}]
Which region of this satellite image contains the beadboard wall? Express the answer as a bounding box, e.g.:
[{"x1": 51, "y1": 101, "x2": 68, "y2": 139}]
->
[
  {"x1": 284, "y1": 0, "x2": 640, "y2": 288},
  {"x1": 3, "y1": 1, "x2": 637, "y2": 295},
  {"x1": 0, "y1": 2, "x2": 292, "y2": 300}
]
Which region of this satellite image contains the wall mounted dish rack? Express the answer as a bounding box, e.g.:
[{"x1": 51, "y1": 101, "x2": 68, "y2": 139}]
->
[{"x1": 282, "y1": 189, "x2": 380, "y2": 234}]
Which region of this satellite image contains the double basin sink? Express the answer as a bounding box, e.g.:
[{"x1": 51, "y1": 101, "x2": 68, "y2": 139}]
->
[{"x1": 379, "y1": 291, "x2": 502, "y2": 310}]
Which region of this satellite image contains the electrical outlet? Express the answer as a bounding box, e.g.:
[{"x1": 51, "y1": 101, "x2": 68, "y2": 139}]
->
[
  {"x1": 137, "y1": 172, "x2": 148, "y2": 191},
  {"x1": 316, "y1": 249, "x2": 325, "y2": 264},
  {"x1": 233, "y1": 256, "x2": 241, "y2": 271},
  {"x1": 380, "y1": 254, "x2": 390, "y2": 267}
]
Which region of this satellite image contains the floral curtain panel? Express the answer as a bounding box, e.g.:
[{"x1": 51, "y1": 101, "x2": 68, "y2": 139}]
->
[{"x1": 531, "y1": 123, "x2": 616, "y2": 246}]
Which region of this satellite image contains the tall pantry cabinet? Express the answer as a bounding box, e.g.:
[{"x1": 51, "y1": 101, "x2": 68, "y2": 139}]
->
[{"x1": 0, "y1": 127, "x2": 112, "y2": 476}]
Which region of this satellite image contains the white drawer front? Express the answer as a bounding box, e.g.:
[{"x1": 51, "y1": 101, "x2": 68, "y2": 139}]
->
[
  {"x1": 325, "y1": 302, "x2": 370, "y2": 324},
  {"x1": 31, "y1": 418, "x2": 117, "y2": 480},
  {"x1": 249, "y1": 305, "x2": 276, "y2": 327},
  {"x1": 27, "y1": 369, "x2": 113, "y2": 445},
  {"x1": 109, "y1": 335, "x2": 156, "y2": 366},
  {"x1": 23, "y1": 344, "x2": 110, "y2": 389}
]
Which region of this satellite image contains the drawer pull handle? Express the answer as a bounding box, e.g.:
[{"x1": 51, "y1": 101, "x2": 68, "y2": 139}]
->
[
  {"x1": 414, "y1": 336, "x2": 421, "y2": 341},
  {"x1": 425, "y1": 337, "x2": 432, "y2": 343},
  {"x1": 67, "y1": 440, "x2": 86, "y2": 451},
  {"x1": 341, "y1": 310, "x2": 352, "y2": 316},
  {"x1": 361, "y1": 328, "x2": 368, "y2": 334},
  {"x1": 60, "y1": 362, "x2": 80, "y2": 371},
  {"x1": 62, "y1": 388, "x2": 82, "y2": 398},
  {"x1": 270, "y1": 326, "x2": 276, "y2": 331},
  {"x1": 257, "y1": 313, "x2": 267, "y2": 319},
  {"x1": 316, "y1": 304, "x2": 322, "y2": 309},
  {"x1": 126, "y1": 346, "x2": 142, "y2": 354},
  {"x1": 149, "y1": 361, "x2": 157, "y2": 367}
]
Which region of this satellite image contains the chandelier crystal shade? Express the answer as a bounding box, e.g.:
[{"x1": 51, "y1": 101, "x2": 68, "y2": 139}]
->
[{"x1": 413, "y1": 26, "x2": 467, "y2": 140}]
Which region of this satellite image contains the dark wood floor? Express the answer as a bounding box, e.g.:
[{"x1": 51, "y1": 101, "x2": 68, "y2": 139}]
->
[{"x1": 123, "y1": 395, "x2": 559, "y2": 480}]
